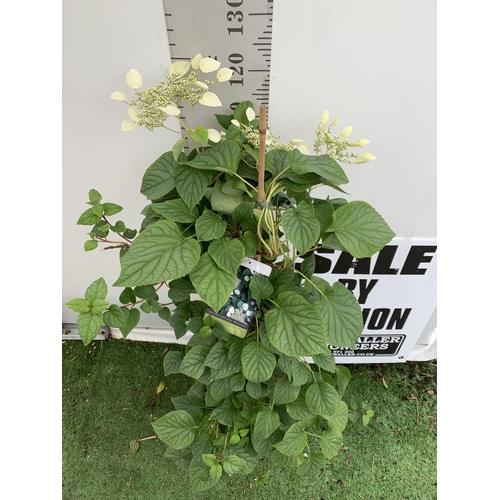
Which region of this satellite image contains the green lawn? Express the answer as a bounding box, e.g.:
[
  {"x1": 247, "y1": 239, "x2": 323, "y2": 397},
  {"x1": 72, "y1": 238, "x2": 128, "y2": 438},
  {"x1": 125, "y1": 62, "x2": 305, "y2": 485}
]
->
[{"x1": 62, "y1": 339, "x2": 437, "y2": 499}]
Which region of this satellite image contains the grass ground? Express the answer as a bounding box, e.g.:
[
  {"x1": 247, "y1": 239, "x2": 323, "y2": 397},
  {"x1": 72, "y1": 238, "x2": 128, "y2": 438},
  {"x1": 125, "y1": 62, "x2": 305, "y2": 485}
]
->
[{"x1": 62, "y1": 339, "x2": 437, "y2": 500}]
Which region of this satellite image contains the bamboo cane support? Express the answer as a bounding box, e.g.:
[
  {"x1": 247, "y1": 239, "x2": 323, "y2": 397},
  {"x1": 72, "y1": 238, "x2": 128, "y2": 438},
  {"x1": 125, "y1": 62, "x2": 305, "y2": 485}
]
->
[{"x1": 257, "y1": 105, "x2": 267, "y2": 262}]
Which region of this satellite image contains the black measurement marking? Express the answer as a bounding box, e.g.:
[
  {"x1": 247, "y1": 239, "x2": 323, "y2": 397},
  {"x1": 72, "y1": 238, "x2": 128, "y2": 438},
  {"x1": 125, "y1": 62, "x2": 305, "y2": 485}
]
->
[
  {"x1": 248, "y1": 69, "x2": 269, "y2": 72},
  {"x1": 249, "y1": 12, "x2": 273, "y2": 16}
]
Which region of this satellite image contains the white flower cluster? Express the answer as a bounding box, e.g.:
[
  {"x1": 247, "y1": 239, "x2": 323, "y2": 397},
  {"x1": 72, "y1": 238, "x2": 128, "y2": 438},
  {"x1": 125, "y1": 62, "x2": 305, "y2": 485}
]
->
[
  {"x1": 111, "y1": 54, "x2": 233, "y2": 132},
  {"x1": 314, "y1": 110, "x2": 376, "y2": 164}
]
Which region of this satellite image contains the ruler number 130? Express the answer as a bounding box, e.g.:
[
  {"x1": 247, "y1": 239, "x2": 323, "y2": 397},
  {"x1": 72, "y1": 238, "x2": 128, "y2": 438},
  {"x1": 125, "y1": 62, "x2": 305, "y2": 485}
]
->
[
  {"x1": 227, "y1": 1, "x2": 244, "y2": 88},
  {"x1": 227, "y1": 0, "x2": 243, "y2": 35}
]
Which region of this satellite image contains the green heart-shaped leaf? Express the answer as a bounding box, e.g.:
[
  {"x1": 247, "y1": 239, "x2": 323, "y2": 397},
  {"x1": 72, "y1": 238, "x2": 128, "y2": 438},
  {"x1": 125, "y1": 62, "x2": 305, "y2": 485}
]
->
[
  {"x1": 114, "y1": 220, "x2": 201, "y2": 287},
  {"x1": 282, "y1": 202, "x2": 321, "y2": 254},
  {"x1": 265, "y1": 291, "x2": 328, "y2": 357},
  {"x1": 189, "y1": 253, "x2": 236, "y2": 311},
  {"x1": 329, "y1": 201, "x2": 396, "y2": 258}
]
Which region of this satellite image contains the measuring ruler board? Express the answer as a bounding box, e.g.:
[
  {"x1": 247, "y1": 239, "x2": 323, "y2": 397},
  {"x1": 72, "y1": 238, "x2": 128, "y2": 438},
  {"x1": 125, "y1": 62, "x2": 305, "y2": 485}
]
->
[{"x1": 163, "y1": 0, "x2": 274, "y2": 129}]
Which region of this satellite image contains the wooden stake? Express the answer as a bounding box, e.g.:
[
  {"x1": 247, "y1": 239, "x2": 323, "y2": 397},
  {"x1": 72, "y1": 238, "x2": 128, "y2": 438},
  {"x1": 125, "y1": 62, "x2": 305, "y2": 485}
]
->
[{"x1": 257, "y1": 105, "x2": 267, "y2": 262}]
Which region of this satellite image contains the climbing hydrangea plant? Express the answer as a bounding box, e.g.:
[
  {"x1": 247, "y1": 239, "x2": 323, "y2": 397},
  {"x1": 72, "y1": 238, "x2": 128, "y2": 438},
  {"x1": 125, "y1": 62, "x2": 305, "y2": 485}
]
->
[{"x1": 66, "y1": 53, "x2": 395, "y2": 493}]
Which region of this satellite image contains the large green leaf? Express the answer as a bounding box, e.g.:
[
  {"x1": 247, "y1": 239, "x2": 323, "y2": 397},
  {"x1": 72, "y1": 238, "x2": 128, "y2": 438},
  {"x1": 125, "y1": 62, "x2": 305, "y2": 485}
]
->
[
  {"x1": 163, "y1": 350, "x2": 184, "y2": 376},
  {"x1": 282, "y1": 202, "x2": 321, "y2": 254},
  {"x1": 221, "y1": 455, "x2": 244, "y2": 474},
  {"x1": 173, "y1": 164, "x2": 212, "y2": 209},
  {"x1": 195, "y1": 210, "x2": 227, "y2": 242},
  {"x1": 305, "y1": 382, "x2": 339, "y2": 418},
  {"x1": 265, "y1": 291, "x2": 328, "y2": 357},
  {"x1": 320, "y1": 428, "x2": 343, "y2": 459},
  {"x1": 310, "y1": 199, "x2": 335, "y2": 233},
  {"x1": 208, "y1": 239, "x2": 245, "y2": 275},
  {"x1": 312, "y1": 352, "x2": 337, "y2": 374},
  {"x1": 288, "y1": 149, "x2": 348, "y2": 186},
  {"x1": 253, "y1": 409, "x2": 280, "y2": 441},
  {"x1": 296, "y1": 452, "x2": 328, "y2": 476},
  {"x1": 151, "y1": 198, "x2": 199, "y2": 223},
  {"x1": 273, "y1": 377, "x2": 300, "y2": 405},
  {"x1": 189, "y1": 253, "x2": 236, "y2": 311},
  {"x1": 329, "y1": 201, "x2": 395, "y2": 258},
  {"x1": 76, "y1": 311, "x2": 103, "y2": 346},
  {"x1": 249, "y1": 274, "x2": 273, "y2": 302},
  {"x1": 114, "y1": 220, "x2": 201, "y2": 287},
  {"x1": 286, "y1": 395, "x2": 316, "y2": 421},
  {"x1": 153, "y1": 410, "x2": 196, "y2": 450},
  {"x1": 211, "y1": 180, "x2": 249, "y2": 215},
  {"x1": 179, "y1": 141, "x2": 241, "y2": 174},
  {"x1": 140, "y1": 152, "x2": 176, "y2": 200},
  {"x1": 273, "y1": 422, "x2": 307, "y2": 457},
  {"x1": 313, "y1": 282, "x2": 363, "y2": 348},
  {"x1": 210, "y1": 397, "x2": 241, "y2": 427},
  {"x1": 189, "y1": 461, "x2": 219, "y2": 493},
  {"x1": 240, "y1": 342, "x2": 276, "y2": 383},
  {"x1": 326, "y1": 400, "x2": 349, "y2": 432},
  {"x1": 179, "y1": 345, "x2": 210, "y2": 379}
]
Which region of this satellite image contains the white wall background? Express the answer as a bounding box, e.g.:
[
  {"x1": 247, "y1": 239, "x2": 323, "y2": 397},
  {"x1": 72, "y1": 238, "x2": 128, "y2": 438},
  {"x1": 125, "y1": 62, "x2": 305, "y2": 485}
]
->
[{"x1": 62, "y1": 0, "x2": 436, "y2": 327}]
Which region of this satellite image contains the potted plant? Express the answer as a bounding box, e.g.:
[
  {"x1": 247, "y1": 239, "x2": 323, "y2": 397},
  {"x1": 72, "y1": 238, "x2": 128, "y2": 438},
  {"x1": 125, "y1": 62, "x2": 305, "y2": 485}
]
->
[{"x1": 66, "y1": 54, "x2": 395, "y2": 493}]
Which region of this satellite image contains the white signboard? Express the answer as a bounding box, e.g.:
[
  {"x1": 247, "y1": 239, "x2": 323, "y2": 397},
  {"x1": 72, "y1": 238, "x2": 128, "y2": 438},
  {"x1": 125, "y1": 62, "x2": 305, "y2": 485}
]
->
[{"x1": 303, "y1": 238, "x2": 437, "y2": 364}]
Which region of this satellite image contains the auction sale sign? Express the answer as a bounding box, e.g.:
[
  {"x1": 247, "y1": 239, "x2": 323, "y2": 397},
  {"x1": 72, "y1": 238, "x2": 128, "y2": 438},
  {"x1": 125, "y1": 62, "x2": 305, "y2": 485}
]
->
[{"x1": 305, "y1": 238, "x2": 437, "y2": 363}]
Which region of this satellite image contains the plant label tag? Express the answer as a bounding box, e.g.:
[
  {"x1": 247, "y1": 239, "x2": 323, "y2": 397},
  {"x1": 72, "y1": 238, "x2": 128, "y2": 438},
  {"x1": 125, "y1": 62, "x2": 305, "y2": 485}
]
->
[{"x1": 206, "y1": 258, "x2": 271, "y2": 338}]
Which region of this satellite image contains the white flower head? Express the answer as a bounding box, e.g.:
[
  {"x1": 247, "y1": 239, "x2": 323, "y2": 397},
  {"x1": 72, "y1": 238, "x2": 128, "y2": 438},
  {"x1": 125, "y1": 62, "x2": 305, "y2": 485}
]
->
[
  {"x1": 207, "y1": 129, "x2": 221, "y2": 143},
  {"x1": 125, "y1": 69, "x2": 142, "y2": 89},
  {"x1": 245, "y1": 107, "x2": 256, "y2": 122},
  {"x1": 231, "y1": 119, "x2": 241, "y2": 128},
  {"x1": 191, "y1": 53, "x2": 203, "y2": 70},
  {"x1": 320, "y1": 110, "x2": 329, "y2": 125},
  {"x1": 168, "y1": 60, "x2": 191, "y2": 78},
  {"x1": 199, "y1": 57, "x2": 221, "y2": 73},
  {"x1": 110, "y1": 91, "x2": 126, "y2": 101},
  {"x1": 217, "y1": 67, "x2": 233, "y2": 82},
  {"x1": 331, "y1": 116, "x2": 340, "y2": 127},
  {"x1": 198, "y1": 91, "x2": 222, "y2": 107},
  {"x1": 297, "y1": 144, "x2": 310, "y2": 155},
  {"x1": 121, "y1": 119, "x2": 138, "y2": 131},
  {"x1": 341, "y1": 126, "x2": 353, "y2": 138},
  {"x1": 289, "y1": 138, "x2": 303, "y2": 145}
]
